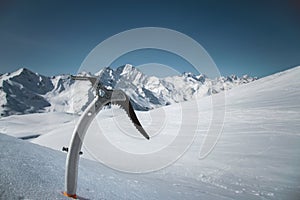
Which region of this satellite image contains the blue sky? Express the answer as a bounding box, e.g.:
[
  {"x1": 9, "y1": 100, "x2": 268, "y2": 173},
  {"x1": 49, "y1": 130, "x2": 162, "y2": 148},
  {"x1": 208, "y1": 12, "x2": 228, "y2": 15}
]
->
[{"x1": 0, "y1": 0, "x2": 299, "y2": 77}]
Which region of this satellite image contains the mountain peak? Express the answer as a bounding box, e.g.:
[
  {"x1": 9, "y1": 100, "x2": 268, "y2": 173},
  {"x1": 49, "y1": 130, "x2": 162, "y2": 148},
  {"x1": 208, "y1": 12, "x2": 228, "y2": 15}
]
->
[
  {"x1": 123, "y1": 63, "x2": 133, "y2": 69},
  {"x1": 117, "y1": 64, "x2": 135, "y2": 75},
  {"x1": 14, "y1": 67, "x2": 33, "y2": 75}
]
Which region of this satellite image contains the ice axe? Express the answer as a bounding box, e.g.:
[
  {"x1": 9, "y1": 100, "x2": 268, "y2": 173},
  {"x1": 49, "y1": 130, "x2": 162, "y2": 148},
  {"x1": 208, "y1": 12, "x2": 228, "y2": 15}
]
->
[{"x1": 63, "y1": 75, "x2": 149, "y2": 198}]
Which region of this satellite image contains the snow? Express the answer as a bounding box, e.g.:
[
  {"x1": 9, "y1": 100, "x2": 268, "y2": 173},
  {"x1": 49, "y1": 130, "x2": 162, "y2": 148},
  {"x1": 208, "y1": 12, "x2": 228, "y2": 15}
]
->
[
  {"x1": 0, "y1": 66, "x2": 300, "y2": 199},
  {"x1": 0, "y1": 112, "x2": 76, "y2": 139}
]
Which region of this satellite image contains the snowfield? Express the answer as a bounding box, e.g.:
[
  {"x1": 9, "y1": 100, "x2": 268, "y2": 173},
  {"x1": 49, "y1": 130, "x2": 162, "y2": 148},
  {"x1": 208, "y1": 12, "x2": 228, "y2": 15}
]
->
[{"x1": 0, "y1": 66, "x2": 300, "y2": 199}]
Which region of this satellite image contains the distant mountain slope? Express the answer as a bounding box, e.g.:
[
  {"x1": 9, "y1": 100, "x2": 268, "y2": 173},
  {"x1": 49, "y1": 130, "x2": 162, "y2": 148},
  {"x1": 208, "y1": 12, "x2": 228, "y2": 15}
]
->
[
  {"x1": 0, "y1": 65, "x2": 257, "y2": 117},
  {"x1": 0, "y1": 68, "x2": 54, "y2": 116}
]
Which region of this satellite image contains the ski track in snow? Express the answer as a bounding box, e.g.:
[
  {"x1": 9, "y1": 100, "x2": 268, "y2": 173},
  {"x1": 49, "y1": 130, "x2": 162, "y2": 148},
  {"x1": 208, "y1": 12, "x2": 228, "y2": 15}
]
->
[{"x1": 0, "y1": 66, "x2": 300, "y2": 199}]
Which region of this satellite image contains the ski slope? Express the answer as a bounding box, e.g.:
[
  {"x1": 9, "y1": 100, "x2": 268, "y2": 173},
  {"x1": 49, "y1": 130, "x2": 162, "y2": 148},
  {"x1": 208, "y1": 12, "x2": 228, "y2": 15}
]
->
[{"x1": 0, "y1": 66, "x2": 300, "y2": 199}]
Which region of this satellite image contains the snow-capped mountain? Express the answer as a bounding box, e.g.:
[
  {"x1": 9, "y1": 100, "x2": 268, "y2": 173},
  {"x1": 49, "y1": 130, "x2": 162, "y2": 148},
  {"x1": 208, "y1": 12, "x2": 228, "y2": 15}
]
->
[
  {"x1": 0, "y1": 68, "x2": 54, "y2": 116},
  {"x1": 0, "y1": 64, "x2": 257, "y2": 117}
]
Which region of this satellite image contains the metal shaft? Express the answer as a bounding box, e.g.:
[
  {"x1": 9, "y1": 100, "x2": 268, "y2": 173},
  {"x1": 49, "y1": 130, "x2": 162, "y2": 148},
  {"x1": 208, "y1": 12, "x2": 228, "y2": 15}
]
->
[{"x1": 65, "y1": 96, "x2": 103, "y2": 196}]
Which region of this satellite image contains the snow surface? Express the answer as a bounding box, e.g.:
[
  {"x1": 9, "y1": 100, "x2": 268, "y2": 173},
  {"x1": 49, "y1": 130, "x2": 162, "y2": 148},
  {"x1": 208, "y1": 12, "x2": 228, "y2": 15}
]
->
[{"x1": 1, "y1": 66, "x2": 300, "y2": 199}]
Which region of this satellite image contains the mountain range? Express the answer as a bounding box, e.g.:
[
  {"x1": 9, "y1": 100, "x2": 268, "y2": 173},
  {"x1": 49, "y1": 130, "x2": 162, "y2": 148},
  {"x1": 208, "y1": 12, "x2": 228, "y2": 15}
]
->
[{"x1": 0, "y1": 64, "x2": 257, "y2": 117}]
